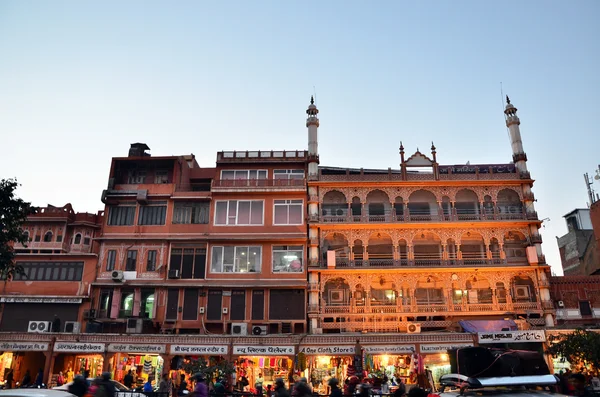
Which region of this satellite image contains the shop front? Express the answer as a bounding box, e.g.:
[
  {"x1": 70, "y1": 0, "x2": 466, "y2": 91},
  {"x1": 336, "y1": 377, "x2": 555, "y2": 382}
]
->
[
  {"x1": 363, "y1": 345, "x2": 416, "y2": 389},
  {"x1": 107, "y1": 343, "x2": 166, "y2": 389},
  {"x1": 419, "y1": 343, "x2": 473, "y2": 389},
  {"x1": 53, "y1": 342, "x2": 106, "y2": 381},
  {"x1": 0, "y1": 341, "x2": 49, "y2": 388},
  {"x1": 297, "y1": 345, "x2": 355, "y2": 394},
  {"x1": 168, "y1": 344, "x2": 229, "y2": 391},
  {"x1": 233, "y1": 345, "x2": 295, "y2": 391}
]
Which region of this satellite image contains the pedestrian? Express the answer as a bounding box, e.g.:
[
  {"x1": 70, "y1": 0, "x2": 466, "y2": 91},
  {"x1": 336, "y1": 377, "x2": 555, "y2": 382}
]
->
[
  {"x1": 21, "y1": 370, "x2": 32, "y2": 387},
  {"x1": 193, "y1": 373, "x2": 208, "y2": 397},
  {"x1": 69, "y1": 375, "x2": 89, "y2": 397},
  {"x1": 35, "y1": 368, "x2": 44, "y2": 386},
  {"x1": 57, "y1": 371, "x2": 66, "y2": 387},
  {"x1": 569, "y1": 373, "x2": 595, "y2": 397},
  {"x1": 265, "y1": 384, "x2": 274, "y2": 397},
  {"x1": 158, "y1": 373, "x2": 171, "y2": 396},
  {"x1": 178, "y1": 374, "x2": 188, "y2": 396},
  {"x1": 255, "y1": 373, "x2": 265, "y2": 396},
  {"x1": 5, "y1": 369, "x2": 14, "y2": 389},
  {"x1": 328, "y1": 378, "x2": 342, "y2": 397},
  {"x1": 124, "y1": 370, "x2": 135, "y2": 389},
  {"x1": 393, "y1": 381, "x2": 406, "y2": 397},
  {"x1": 144, "y1": 378, "x2": 154, "y2": 392},
  {"x1": 213, "y1": 378, "x2": 226, "y2": 395},
  {"x1": 98, "y1": 372, "x2": 115, "y2": 397},
  {"x1": 274, "y1": 378, "x2": 290, "y2": 397}
]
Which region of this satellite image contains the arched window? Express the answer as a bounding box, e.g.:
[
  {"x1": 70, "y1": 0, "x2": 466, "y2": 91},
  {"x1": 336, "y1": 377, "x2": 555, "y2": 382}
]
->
[
  {"x1": 43, "y1": 231, "x2": 53, "y2": 242},
  {"x1": 23, "y1": 231, "x2": 30, "y2": 242},
  {"x1": 74, "y1": 234, "x2": 81, "y2": 244}
]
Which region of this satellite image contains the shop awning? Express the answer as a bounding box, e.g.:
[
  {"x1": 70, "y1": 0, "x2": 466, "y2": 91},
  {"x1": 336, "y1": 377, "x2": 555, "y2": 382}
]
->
[{"x1": 459, "y1": 319, "x2": 517, "y2": 333}]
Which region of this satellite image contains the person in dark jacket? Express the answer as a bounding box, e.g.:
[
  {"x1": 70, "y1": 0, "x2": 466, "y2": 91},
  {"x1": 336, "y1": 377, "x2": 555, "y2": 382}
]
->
[
  {"x1": 5, "y1": 369, "x2": 14, "y2": 389},
  {"x1": 213, "y1": 378, "x2": 226, "y2": 395},
  {"x1": 100, "y1": 372, "x2": 116, "y2": 397},
  {"x1": 274, "y1": 378, "x2": 290, "y2": 397},
  {"x1": 328, "y1": 378, "x2": 342, "y2": 397},
  {"x1": 68, "y1": 375, "x2": 89, "y2": 397},
  {"x1": 124, "y1": 370, "x2": 135, "y2": 389},
  {"x1": 35, "y1": 368, "x2": 44, "y2": 386},
  {"x1": 21, "y1": 370, "x2": 32, "y2": 387}
]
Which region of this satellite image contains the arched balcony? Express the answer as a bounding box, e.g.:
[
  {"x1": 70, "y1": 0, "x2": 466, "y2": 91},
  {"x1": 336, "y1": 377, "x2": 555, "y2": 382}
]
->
[
  {"x1": 413, "y1": 232, "x2": 442, "y2": 266},
  {"x1": 323, "y1": 278, "x2": 351, "y2": 314},
  {"x1": 497, "y1": 189, "x2": 524, "y2": 220},
  {"x1": 322, "y1": 233, "x2": 350, "y2": 267},
  {"x1": 321, "y1": 191, "x2": 348, "y2": 222},
  {"x1": 408, "y1": 190, "x2": 439, "y2": 221},
  {"x1": 366, "y1": 190, "x2": 391, "y2": 222},
  {"x1": 455, "y1": 189, "x2": 480, "y2": 220},
  {"x1": 367, "y1": 232, "x2": 394, "y2": 267},
  {"x1": 459, "y1": 232, "x2": 487, "y2": 265},
  {"x1": 511, "y1": 275, "x2": 539, "y2": 311},
  {"x1": 394, "y1": 197, "x2": 405, "y2": 221},
  {"x1": 504, "y1": 231, "x2": 529, "y2": 265},
  {"x1": 465, "y1": 276, "x2": 493, "y2": 309},
  {"x1": 414, "y1": 275, "x2": 446, "y2": 312}
]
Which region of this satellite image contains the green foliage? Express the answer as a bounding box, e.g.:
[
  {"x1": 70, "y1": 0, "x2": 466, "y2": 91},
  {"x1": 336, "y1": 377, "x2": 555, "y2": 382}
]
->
[
  {"x1": 546, "y1": 329, "x2": 600, "y2": 371},
  {"x1": 182, "y1": 357, "x2": 236, "y2": 383},
  {"x1": 0, "y1": 178, "x2": 36, "y2": 280}
]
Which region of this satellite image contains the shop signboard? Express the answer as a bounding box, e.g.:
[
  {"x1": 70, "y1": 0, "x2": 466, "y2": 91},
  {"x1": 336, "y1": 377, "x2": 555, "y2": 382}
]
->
[
  {"x1": 54, "y1": 342, "x2": 105, "y2": 353},
  {"x1": 0, "y1": 341, "x2": 49, "y2": 351},
  {"x1": 169, "y1": 345, "x2": 228, "y2": 355},
  {"x1": 0, "y1": 297, "x2": 82, "y2": 304},
  {"x1": 478, "y1": 330, "x2": 545, "y2": 344},
  {"x1": 233, "y1": 345, "x2": 295, "y2": 355},
  {"x1": 298, "y1": 345, "x2": 355, "y2": 355},
  {"x1": 364, "y1": 345, "x2": 416, "y2": 354},
  {"x1": 108, "y1": 343, "x2": 166, "y2": 354},
  {"x1": 419, "y1": 343, "x2": 473, "y2": 354}
]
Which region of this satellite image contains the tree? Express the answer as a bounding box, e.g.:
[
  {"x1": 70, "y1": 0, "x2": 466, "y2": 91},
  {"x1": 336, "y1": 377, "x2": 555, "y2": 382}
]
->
[
  {"x1": 0, "y1": 178, "x2": 36, "y2": 280},
  {"x1": 546, "y1": 328, "x2": 600, "y2": 372},
  {"x1": 182, "y1": 356, "x2": 236, "y2": 384}
]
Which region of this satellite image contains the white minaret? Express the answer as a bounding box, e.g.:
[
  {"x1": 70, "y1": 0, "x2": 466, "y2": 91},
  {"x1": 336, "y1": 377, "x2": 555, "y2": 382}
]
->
[
  {"x1": 504, "y1": 96, "x2": 528, "y2": 174},
  {"x1": 307, "y1": 95, "x2": 319, "y2": 178},
  {"x1": 306, "y1": 96, "x2": 321, "y2": 333}
]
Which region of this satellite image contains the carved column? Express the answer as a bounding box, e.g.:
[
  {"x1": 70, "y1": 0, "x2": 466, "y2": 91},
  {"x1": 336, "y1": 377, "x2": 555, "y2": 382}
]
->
[
  {"x1": 456, "y1": 244, "x2": 462, "y2": 260},
  {"x1": 499, "y1": 243, "x2": 506, "y2": 259},
  {"x1": 363, "y1": 245, "x2": 369, "y2": 261},
  {"x1": 361, "y1": 202, "x2": 367, "y2": 222},
  {"x1": 441, "y1": 244, "x2": 447, "y2": 260}
]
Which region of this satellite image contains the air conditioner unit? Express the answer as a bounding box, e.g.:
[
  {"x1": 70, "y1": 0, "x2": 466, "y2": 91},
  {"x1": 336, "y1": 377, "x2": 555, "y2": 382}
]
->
[
  {"x1": 557, "y1": 300, "x2": 565, "y2": 308},
  {"x1": 514, "y1": 286, "x2": 530, "y2": 299},
  {"x1": 252, "y1": 325, "x2": 268, "y2": 336},
  {"x1": 111, "y1": 270, "x2": 124, "y2": 282},
  {"x1": 64, "y1": 321, "x2": 81, "y2": 334},
  {"x1": 28, "y1": 321, "x2": 51, "y2": 333},
  {"x1": 231, "y1": 323, "x2": 247, "y2": 336},
  {"x1": 199, "y1": 307, "x2": 205, "y2": 314},
  {"x1": 168, "y1": 269, "x2": 180, "y2": 279},
  {"x1": 126, "y1": 318, "x2": 143, "y2": 334},
  {"x1": 407, "y1": 323, "x2": 421, "y2": 334}
]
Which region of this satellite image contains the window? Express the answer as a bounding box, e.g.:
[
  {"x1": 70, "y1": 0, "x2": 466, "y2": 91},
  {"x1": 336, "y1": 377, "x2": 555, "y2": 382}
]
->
[
  {"x1": 23, "y1": 231, "x2": 30, "y2": 242},
  {"x1": 138, "y1": 202, "x2": 167, "y2": 225},
  {"x1": 154, "y1": 170, "x2": 169, "y2": 184},
  {"x1": 183, "y1": 289, "x2": 199, "y2": 321},
  {"x1": 120, "y1": 292, "x2": 134, "y2": 318},
  {"x1": 74, "y1": 234, "x2": 82, "y2": 244},
  {"x1": 108, "y1": 206, "x2": 136, "y2": 226},
  {"x1": 99, "y1": 290, "x2": 112, "y2": 318},
  {"x1": 269, "y1": 289, "x2": 305, "y2": 320},
  {"x1": 106, "y1": 250, "x2": 117, "y2": 271},
  {"x1": 83, "y1": 237, "x2": 91, "y2": 245},
  {"x1": 230, "y1": 290, "x2": 246, "y2": 321},
  {"x1": 211, "y1": 246, "x2": 261, "y2": 273},
  {"x1": 43, "y1": 231, "x2": 53, "y2": 242},
  {"x1": 274, "y1": 169, "x2": 304, "y2": 179},
  {"x1": 169, "y1": 248, "x2": 206, "y2": 279},
  {"x1": 207, "y1": 290, "x2": 222, "y2": 320},
  {"x1": 147, "y1": 250, "x2": 157, "y2": 271},
  {"x1": 273, "y1": 200, "x2": 303, "y2": 225},
  {"x1": 166, "y1": 289, "x2": 179, "y2": 321},
  {"x1": 127, "y1": 170, "x2": 146, "y2": 184},
  {"x1": 126, "y1": 250, "x2": 137, "y2": 271},
  {"x1": 56, "y1": 235, "x2": 63, "y2": 242},
  {"x1": 221, "y1": 170, "x2": 267, "y2": 180},
  {"x1": 173, "y1": 202, "x2": 209, "y2": 224},
  {"x1": 252, "y1": 290, "x2": 264, "y2": 320},
  {"x1": 34, "y1": 234, "x2": 41, "y2": 242},
  {"x1": 13, "y1": 262, "x2": 84, "y2": 281},
  {"x1": 272, "y1": 246, "x2": 303, "y2": 273},
  {"x1": 214, "y1": 200, "x2": 263, "y2": 225},
  {"x1": 141, "y1": 290, "x2": 155, "y2": 318}
]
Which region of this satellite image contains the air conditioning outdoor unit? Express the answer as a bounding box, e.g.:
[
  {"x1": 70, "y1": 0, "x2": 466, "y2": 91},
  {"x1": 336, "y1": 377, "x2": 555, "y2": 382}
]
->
[
  {"x1": 28, "y1": 321, "x2": 51, "y2": 333},
  {"x1": 168, "y1": 269, "x2": 180, "y2": 279},
  {"x1": 64, "y1": 321, "x2": 81, "y2": 334},
  {"x1": 407, "y1": 323, "x2": 421, "y2": 334},
  {"x1": 111, "y1": 270, "x2": 124, "y2": 282},
  {"x1": 252, "y1": 325, "x2": 268, "y2": 336},
  {"x1": 231, "y1": 323, "x2": 247, "y2": 336},
  {"x1": 126, "y1": 318, "x2": 143, "y2": 334},
  {"x1": 557, "y1": 300, "x2": 565, "y2": 308},
  {"x1": 514, "y1": 286, "x2": 530, "y2": 299}
]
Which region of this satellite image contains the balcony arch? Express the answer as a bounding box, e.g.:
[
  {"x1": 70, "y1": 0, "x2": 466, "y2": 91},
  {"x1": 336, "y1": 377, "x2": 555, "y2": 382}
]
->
[
  {"x1": 455, "y1": 189, "x2": 480, "y2": 220},
  {"x1": 503, "y1": 231, "x2": 528, "y2": 264},
  {"x1": 370, "y1": 276, "x2": 397, "y2": 306},
  {"x1": 412, "y1": 232, "x2": 442, "y2": 266},
  {"x1": 322, "y1": 190, "x2": 348, "y2": 221},
  {"x1": 497, "y1": 189, "x2": 523, "y2": 219},
  {"x1": 496, "y1": 282, "x2": 507, "y2": 304},
  {"x1": 322, "y1": 232, "x2": 349, "y2": 267},
  {"x1": 73, "y1": 233, "x2": 82, "y2": 245},
  {"x1": 415, "y1": 275, "x2": 445, "y2": 308},
  {"x1": 459, "y1": 232, "x2": 487, "y2": 265},
  {"x1": 490, "y1": 237, "x2": 501, "y2": 260},
  {"x1": 352, "y1": 239, "x2": 364, "y2": 265},
  {"x1": 408, "y1": 190, "x2": 438, "y2": 221},
  {"x1": 324, "y1": 278, "x2": 351, "y2": 306},
  {"x1": 350, "y1": 196, "x2": 362, "y2": 218},
  {"x1": 465, "y1": 276, "x2": 493, "y2": 305},
  {"x1": 43, "y1": 231, "x2": 53, "y2": 242},
  {"x1": 483, "y1": 195, "x2": 494, "y2": 218},
  {"x1": 446, "y1": 238, "x2": 458, "y2": 264},
  {"x1": 394, "y1": 197, "x2": 405, "y2": 221},
  {"x1": 367, "y1": 232, "x2": 394, "y2": 267},
  {"x1": 441, "y1": 196, "x2": 452, "y2": 221},
  {"x1": 355, "y1": 284, "x2": 366, "y2": 306},
  {"x1": 511, "y1": 275, "x2": 536, "y2": 303},
  {"x1": 398, "y1": 238, "x2": 408, "y2": 264},
  {"x1": 366, "y1": 189, "x2": 391, "y2": 222}
]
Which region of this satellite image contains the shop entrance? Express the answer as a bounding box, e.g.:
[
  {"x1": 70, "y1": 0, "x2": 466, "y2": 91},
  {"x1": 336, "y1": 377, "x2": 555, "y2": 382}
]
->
[
  {"x1": 110, "y1": 354, "x2": 164, "y2": 389},
  {"x1": 235, "y1": 356, "x2": 292, "y2": 392}
]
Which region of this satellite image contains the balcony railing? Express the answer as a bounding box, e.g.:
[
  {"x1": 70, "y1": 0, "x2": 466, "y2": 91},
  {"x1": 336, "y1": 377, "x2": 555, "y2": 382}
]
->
[
  {"x1": 319, "y1": 257, "x2": 525, "y2": 268},
  {"x1": 217, "y1": 150, "x2": 308, "y2": 162},
  {"x1": 212, "y1": 178, "x2": 306, "y2": 188},
  {"x1": 318, "y1": 207, "x2": 537, "y2": 224}
]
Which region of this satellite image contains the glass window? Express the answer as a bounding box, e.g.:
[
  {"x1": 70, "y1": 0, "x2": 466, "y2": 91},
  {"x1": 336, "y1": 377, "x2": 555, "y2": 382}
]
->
[
  {"x1": 108, "y1": 206, "x2": 136, "y2": 226},
  {"x1": 120, "y1": 292, "x2": 134, "y2": 318},
  {"x1": 34, "y1": 234, "x2": 41, "y2": 242},
  {"x1": 211, "y1": 246, "x2": 261, "y2": 273},
  {"x1": 126, "y1": 250, "x2": 137, "y2": 271},
  {"x1": 56, "y1": 235, "x2": 63, "y2": 242},
  {"x1": 272, "y1": 246, "x2": 304, "y2": 273},
  {"x1": 214, "y1": 200, "x2": 263, "y2": 225},
  {"x1": 83, "y1": 237, "x2": 91, "y2": 245},
  {"x1": 221, "y1": 170, "x2": 267, "y2": 179},
  {"x1": 273, "y1": 200, "x2": 303, "y2": 225},
  {"x1": 147, "y1": 250, "x2": 157, "y2": 271},
  {"x1": 127, "y1": 170, "x2": 146, "y2": 184},
  {"x1": 74, "y1": 234, "x2": 82, "y2": 244},
  {"x1": 13, "y1": 262, "x2": 84, "y2": 281},
  {"x1": 173, "y1": 202, "x2": 209, "y2": 224},
  {"x1": 138, "y1": 202, "x2": 167, "y2": 225},
  {"x1": 43, "y1": 231, "x2": 53, "y2": 242},
  {"x1": 106, "y1": 250, "x2": 117, "y2": 271},
  {"x1": 154, "y1": 170, "x2": 169, "y2": 184},
  {"x1": 141, "y1": 290, "x2": 155, "y2": 318},
  {"x1": 273, "y1": 169, "x2": 305, "y2": 179}
]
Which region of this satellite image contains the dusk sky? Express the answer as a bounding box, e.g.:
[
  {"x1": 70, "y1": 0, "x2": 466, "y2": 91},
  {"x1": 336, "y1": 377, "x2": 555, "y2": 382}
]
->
[{"x1": 1, "y1": 1, "x2": 599, "y2": 275}]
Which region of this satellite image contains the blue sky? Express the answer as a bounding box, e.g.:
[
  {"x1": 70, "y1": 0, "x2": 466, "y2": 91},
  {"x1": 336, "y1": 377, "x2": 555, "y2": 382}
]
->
[{"x1": 1, "y1": 0, "x2": 599, "y2": 275}]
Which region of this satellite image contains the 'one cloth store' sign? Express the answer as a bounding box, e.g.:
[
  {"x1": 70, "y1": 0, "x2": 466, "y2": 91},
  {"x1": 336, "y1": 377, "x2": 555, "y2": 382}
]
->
[
  {"x1": 233, "y1": 345, "x2": 295, "y2": 355},
  {"x1": 108, "y1": 344, "x2": 166, "y2": 354},
  {"x1": 299, "y1": 346, "x2": 356, "y2": 355}
]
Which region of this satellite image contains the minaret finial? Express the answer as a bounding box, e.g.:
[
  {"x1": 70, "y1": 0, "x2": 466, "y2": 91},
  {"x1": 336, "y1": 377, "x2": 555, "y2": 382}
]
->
[
  {"x1": 431, "y1": 141, "x2": 436, "y2": 151},
  {"x1": 399, "y1": 141, "x2": 404, "y2": 151},
  {"x1": 310, "y1": 95, "x2": 314, "y2": 105},
  {"x1": 506, "y1": 95, "x2": 511, "y2": 105}
]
